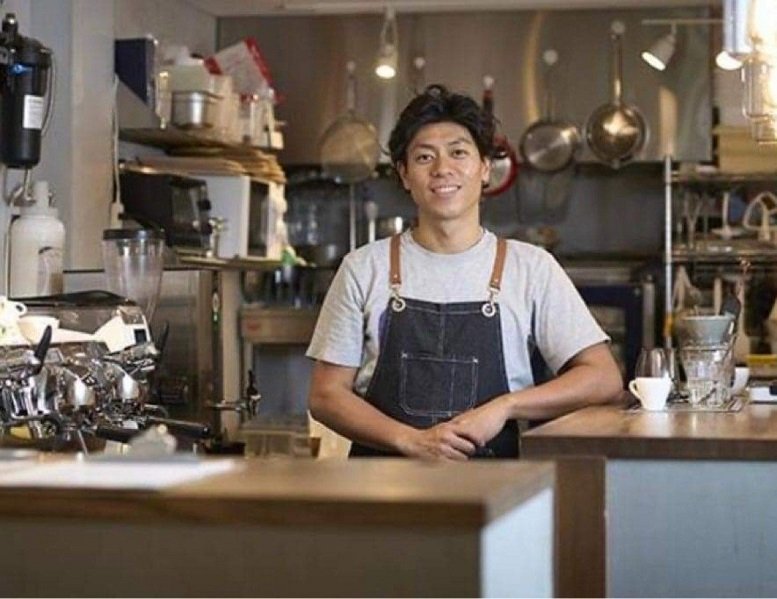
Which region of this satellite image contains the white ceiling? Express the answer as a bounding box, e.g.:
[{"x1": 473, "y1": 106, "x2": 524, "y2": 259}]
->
[{"x1": 184, "y1": 0, "x2": 718, "y2": 16}]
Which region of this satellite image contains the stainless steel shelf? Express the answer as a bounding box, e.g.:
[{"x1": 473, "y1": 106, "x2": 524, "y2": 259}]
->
[
  {"x1": 671, "y1": 246, "x2": 777, "y2": 266},
  {"x1": 177, "y1": 254, "x2": 282, "y2": 271},
  {"x1": 672, "y1": 171, "x2": 777, "y2": 184},
  {"x1": 119, "y1": 127, "x2": 283, "y2": 153}
]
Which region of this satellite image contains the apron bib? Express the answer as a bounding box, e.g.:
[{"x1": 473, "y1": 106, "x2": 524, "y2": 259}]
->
[{"x1": 351, "y1": 234, "x2": 518, "y2": 458}]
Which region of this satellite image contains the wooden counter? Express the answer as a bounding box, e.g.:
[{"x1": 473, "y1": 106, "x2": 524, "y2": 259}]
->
[
  {"x1": 523, "y1": 403, "x2": 777, "y2": 460},
  {"x1": 523, "y1": 403, "x2": 777, "y2": 598},
  {"x1": 0, "y1": 457, "x2": 552, "y2": 527},
  {"x1": 0, "y1": 458, "x2": 555, "y2": 598}
]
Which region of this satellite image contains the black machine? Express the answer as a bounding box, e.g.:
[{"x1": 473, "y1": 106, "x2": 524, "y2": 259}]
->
[
  {"x1": 0, "y1": 12, "x2": 52, "y2": 169},
  {"x1": 119, "y1": 168, "x2": 214, "y2": 253}
]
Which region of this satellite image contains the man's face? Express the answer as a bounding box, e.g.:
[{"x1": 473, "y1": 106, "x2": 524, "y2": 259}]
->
[{"x1": 397, "y1": 122, "x2": 490, "y2": 225}]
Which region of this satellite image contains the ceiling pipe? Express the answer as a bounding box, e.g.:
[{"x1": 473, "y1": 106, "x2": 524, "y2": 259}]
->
[
  {"x1": 722, "y1": 0, "x2": 752, "y2": 57},
  {"x1": 268, "y1": 0, "x2": 717, "y2": 15}
]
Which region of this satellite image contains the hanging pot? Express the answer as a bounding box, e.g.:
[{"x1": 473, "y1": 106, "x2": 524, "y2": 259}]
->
[
  {"x1": 585, "y1": 28, "x2": 647, "y2": 169},
  {"x1": 481, "y1": 76, "x2": 519, "y2": 197},
  {"x1": 519, "y1": 52, "x2": 581, "y2": 173}
]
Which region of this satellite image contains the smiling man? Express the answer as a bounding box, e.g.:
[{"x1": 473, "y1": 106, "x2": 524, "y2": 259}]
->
[{"x1": 307, "y1": 84, "x2": 622, "y2": 460}]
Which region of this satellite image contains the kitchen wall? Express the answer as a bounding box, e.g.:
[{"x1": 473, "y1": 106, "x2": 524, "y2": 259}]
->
[
  {"x1": 218, "y1": 7, "x2": 713, "y2": 165},
  {"x1": 218, "y1": 7, "x2": 712, "y2": 258},
  {"x1": 114, "y1": 0, "x2": 217, "y2": 58},
  {"x1": 0, "y1": 2, "x2": 749, "y2": 271},
  {"x1": 0, "y1": 2, "x2": 738, "y2": 270}
]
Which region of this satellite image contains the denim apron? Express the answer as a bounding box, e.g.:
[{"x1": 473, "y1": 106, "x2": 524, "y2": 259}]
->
[{"x1": 350, "y1": 234, "x2": 518, "y2": 458}]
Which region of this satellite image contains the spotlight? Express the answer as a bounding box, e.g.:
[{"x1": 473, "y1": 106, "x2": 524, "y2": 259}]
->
[
  {"x1": 375, "y1": 7, "x2": 398, "y2": 80},
  {"x1": 642, "y1": 25, "x2": 677, "y2": 71},
  {"x1": 716, "y1": 50, "x2": 743, "y2": 70}
]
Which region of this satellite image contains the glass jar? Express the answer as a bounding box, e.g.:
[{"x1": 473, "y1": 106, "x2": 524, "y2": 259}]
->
[
  {"x1": 751, "y1": 113, "x2": 777, "y2": 144},
  {"x1": 741, "y1": 50, "x2": 777, "y2": 121}
]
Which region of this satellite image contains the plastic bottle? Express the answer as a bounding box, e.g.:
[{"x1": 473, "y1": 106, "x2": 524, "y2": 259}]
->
[{"x1": 9, "y1": 181, "x2": 66, "y2": 297}]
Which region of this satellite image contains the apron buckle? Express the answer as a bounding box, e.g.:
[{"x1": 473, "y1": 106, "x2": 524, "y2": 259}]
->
[
  {"x1": 390, "y1": 284, "x2": 407, "y2": 312},
  {"x1": 482, "y1": 286, "x2": 499, "y2": 318}
]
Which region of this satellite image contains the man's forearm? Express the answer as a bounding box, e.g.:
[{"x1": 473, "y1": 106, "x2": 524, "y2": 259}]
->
[
  {"x1": 501, "y1": 358, "x2": 623, "y2": 421},
  {"x1": 310, "y1": 388, "x2": 414, "y2": 453}
]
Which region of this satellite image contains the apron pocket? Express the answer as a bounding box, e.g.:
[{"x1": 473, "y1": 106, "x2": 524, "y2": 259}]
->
[{"x1": 399, "y1": 353, "x2": 478, "y2": 419}]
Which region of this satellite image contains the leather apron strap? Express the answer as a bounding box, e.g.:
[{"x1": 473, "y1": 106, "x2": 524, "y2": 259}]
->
[
  {"x1": 390, "y1": 233, "x2": 402, "y2": 287},
  {"x1": 490, "y1": 237, "x2": 507, "y2": 291}
]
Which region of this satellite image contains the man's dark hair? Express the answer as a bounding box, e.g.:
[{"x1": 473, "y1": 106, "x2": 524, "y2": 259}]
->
[{"x1": 388, "y1": 84, "x2": 496, "y2": 167}]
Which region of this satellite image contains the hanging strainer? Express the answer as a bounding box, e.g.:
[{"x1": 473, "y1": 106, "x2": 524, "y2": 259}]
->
[{"x1": 320, "y1": 61, "x2": 380, "y2": 184}]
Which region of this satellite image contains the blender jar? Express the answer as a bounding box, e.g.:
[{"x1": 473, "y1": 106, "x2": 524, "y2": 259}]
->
[{"x1": 101, "y1": 229, "x2": 165, "y2": 321}]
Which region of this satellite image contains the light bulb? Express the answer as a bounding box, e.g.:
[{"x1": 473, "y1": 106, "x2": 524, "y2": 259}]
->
[
  {"x1": 374, "y1": 7, "x2": 398, "y2": 80},
  {"x1": 375, "y1": 44, "x2": 397, "y2": 79}
]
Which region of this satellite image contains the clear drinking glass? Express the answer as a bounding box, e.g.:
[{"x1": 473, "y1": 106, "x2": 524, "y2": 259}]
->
[
  {"x1": 635, "y1": 348, "x2": 670, "y2": 379},
  {"x1": 679, "y1": 345, "x2": 732, "y2": 407}
]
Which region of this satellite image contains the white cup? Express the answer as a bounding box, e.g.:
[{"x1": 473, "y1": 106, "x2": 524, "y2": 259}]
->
[
  {"x1": 629, "y1": 377, "x2": 671, "y2": 411},
  {"x1": 0, "y1": 296, "x2": 28, "y2": 343},
  {"x1": 730, "y1": 366, "x2": 750, "y2": 396}
]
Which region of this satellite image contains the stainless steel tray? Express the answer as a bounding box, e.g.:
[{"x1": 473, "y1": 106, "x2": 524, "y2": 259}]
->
[{"x1": 627, "y1": 395, "x2": 745, "y2": 413}]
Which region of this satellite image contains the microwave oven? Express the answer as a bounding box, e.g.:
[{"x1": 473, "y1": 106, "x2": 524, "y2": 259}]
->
[{"x1": 199, "y1": 174, "x2": 286, "y2": 260}]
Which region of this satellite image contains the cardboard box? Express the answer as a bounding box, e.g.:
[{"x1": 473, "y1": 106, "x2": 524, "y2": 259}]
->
[{"x1": 715, "y1": 126, "x2": 777, "y2": 173}]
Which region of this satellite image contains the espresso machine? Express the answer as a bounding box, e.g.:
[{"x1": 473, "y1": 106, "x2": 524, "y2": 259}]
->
[
  {"x1": 0, "y1": 290, "x2": 211, "y2": 452},
  {"x1": 0, "y1": 228, "x2": 214, "y2": 452}
]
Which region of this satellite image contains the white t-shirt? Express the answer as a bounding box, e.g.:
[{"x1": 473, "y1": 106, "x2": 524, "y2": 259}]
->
[{"x1": 306, "y1": 229, "x2": 608, "y2": 396}]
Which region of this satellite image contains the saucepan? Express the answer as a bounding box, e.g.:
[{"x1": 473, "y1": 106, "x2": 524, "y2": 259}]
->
[
  {"x1": 585, "y1": 23, "x2": 647, "y2": 169},
  {"x1": 519, "y1": 50, "x2": 581, "y2": 173}
]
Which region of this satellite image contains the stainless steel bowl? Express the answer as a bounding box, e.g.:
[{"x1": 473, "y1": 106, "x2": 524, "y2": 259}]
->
[{"x1": 171, "y1": 91, "x2": 219, "y2": 129}]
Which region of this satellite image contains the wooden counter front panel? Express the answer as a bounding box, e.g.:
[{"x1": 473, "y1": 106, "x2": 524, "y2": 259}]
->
[
  {"x1": 554, "y1": 457, "x2": 605, "y2": 598},
  {"x1": 240, "y1": 306, "x2": 319, "y2": 344}
]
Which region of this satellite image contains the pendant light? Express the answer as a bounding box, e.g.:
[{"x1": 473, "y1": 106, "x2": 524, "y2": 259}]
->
[{"x1": 375, "y1": 7, "x2": 398, "y2": 80}]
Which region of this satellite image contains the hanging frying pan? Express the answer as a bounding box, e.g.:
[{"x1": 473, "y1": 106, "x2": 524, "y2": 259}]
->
[
  {"x1": 585, "y1": 22, "x2": 647, "y2": 169},
  {"x1": 519, "y1": 50, "x2": 581, "y2": 173},
  {"x1": 482, "y1": 76, "x2": 519, "y2": 197}
]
